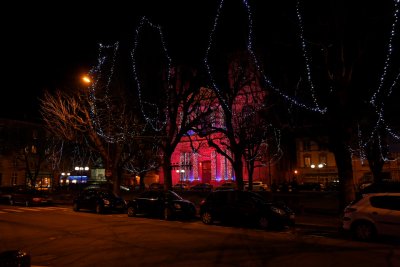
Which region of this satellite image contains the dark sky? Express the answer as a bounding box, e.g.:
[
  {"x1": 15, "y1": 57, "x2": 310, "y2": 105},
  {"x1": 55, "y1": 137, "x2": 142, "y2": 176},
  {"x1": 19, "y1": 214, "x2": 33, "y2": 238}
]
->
[
  {"x1": 1, "y1": 0, "x2": 397, "y2": 122},
  {"x1": 1, "y1": 0, "x2": 220, "y2": 121}
]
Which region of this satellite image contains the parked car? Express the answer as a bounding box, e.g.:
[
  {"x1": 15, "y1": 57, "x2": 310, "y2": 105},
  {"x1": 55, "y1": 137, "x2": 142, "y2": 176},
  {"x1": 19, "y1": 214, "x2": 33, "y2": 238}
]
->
[
  {"x1": 172, "y1": 183, "x2": 189, "y2": 191},
  {"x1": 342, "y1": 192, "x2": 400, "y2": 241},
  {"x1": 149, "y1": 183, "x2": 164, "y2": 191},
  {"x1": 190, "y1": 183, "x2": 213, "y2": 192},
  {"x1": 200, "y1": 190, "x2": 295, "y2": 229},
  {"x1": 244, "y1": 181, "x2": 269, "y2": 191},
  {"x1": 358, "y1": 181, "x2": 400, "y2": 195},
  {"x1": 9, "y1": 187, "x2": 52, "y2": 206},
  {"x1": 73, "y1": 187, "x2": 126, "y2": 214},
  {"x1": 215, "y1": 182, "x2": 237, "y2": 191},
  {"x1": 0, "y1": 186, "x2": 15, "y2": 205},
  {"x1": 127, "y1": 190, "x2": 196, "y2": 220},
  {"x1": 297, "y1": 182, "x2": 324, "y2": 191}
]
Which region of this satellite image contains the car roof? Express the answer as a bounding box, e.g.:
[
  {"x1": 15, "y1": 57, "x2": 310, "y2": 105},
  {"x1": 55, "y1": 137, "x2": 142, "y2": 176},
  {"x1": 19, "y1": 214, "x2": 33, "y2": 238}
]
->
[{"x1": 362, "y1": 192, "x2": 400, "y2": 197}]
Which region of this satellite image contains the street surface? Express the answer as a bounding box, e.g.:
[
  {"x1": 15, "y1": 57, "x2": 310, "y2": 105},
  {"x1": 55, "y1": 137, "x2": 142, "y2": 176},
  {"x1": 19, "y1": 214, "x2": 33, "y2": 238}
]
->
[{"x1": 0, "y1": 204, "x2": 398, "y2": 267}]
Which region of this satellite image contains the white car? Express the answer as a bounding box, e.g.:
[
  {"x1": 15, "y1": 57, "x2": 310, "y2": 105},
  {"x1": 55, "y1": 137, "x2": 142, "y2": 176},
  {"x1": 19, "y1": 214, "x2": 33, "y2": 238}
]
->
[
  {"x1": 342, "y1": 192, "x2": 400, "y2": 241},
  {"x1": 244, "y1": 181, "x2": 269, "y2": 191}
]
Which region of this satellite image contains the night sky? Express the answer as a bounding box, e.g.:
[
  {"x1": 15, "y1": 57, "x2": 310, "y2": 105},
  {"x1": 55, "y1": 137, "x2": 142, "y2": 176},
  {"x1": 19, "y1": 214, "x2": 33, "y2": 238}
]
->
[
  {"x1": 1, "y1": 0, "x2": 397, "y2": 122},
  {"x1": 1, "y1": 1, "x2": 218, "y2": 121}
]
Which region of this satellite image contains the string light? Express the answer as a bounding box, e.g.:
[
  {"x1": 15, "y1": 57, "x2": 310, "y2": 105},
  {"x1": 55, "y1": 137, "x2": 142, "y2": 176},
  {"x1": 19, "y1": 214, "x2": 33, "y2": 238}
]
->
[
  {"x1": 370, "y1": 0, "x2": 400, "y2": 107},
  {"x1": 294, "y1": 0, "x2": 324, "y2": 112},
  {"x1": 131, "y1": 16, "x2": 172, "y2": 132},
  {"x1": 204, "y1": 0, "x2": 327, "y2": 115}
]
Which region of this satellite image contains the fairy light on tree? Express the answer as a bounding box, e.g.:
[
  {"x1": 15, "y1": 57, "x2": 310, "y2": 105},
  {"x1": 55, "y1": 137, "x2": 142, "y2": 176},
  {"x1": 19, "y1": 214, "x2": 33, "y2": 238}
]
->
[{"x1": 131, "y1": 16, "x2": 216, "y2": 189}]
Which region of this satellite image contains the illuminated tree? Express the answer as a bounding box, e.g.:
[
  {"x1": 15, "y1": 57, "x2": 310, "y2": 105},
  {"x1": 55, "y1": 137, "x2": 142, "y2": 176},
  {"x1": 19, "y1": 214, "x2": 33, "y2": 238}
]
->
[
  {"x1": 131, "y1": 17, "x2": 215, "y2": 190},
  {"x1": 202, "y1": 50, "x2": 273, "y2": 190},
  {"x1": 290, "y1": 0, "x2": 400, "y2": 207},
  {"x1": 40, "y1": 41, "x2": 153, "y2": 194},
  {"x1": 204, "y1": 0, "x2": 399, "y2": 207}
]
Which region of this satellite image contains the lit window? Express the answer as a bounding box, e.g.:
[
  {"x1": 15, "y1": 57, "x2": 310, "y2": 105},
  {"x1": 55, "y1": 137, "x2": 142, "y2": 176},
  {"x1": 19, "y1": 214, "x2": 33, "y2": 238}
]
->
[{"x1": 304, "y1": 156, "x2": 311, "y2": 167}]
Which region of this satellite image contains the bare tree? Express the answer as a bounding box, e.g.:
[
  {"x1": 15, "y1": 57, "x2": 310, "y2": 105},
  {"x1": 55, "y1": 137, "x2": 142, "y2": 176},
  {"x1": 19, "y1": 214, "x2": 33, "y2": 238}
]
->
[
  {"x1": 131, "y1": 17, "x2": 216, "y2": 190},
  {"x1": 201, "y1": 50, "x2": 274, "y2": 190},
  {"x1": 40, "y1": 84, "x2": 145, "y2": 194}
]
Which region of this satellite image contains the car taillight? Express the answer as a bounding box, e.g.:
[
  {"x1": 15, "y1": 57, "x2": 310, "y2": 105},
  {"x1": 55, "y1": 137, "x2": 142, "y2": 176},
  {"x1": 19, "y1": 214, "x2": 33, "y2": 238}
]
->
[{"x1": 200, "y1": 199, "x2": 206, "y2": 206}]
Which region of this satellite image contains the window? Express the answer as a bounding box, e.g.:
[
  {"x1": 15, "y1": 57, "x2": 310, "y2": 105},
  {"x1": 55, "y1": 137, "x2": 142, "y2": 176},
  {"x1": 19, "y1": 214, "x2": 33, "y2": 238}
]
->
[
  {"x1": 319, "y1": 154, "x2": 327, "y2": 166},
  {"x1": 370, "y1": 196, "x2": 400, "y2": 211},
  {"x1": 304, "y1": 155, "x2": 311, "y2": 167},
  {"x1": 303, "y1": 140, "x2": 311, "y2": 151},
  {"x1": 11, "y1": 172, "x2": 17, "y2": 185},
  {"x1": 179, "y1": 153, "x2": 192, "y2": 181}
]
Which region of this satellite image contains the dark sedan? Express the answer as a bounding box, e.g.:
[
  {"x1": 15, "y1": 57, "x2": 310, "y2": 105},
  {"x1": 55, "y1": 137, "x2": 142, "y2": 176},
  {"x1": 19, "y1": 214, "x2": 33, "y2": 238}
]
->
[
  {"x1": 0, "y1": 186, "x2": 15, "y2": 205},
  {"x1": 9, "y1": 187, "x2": 52, "y2": 206},
  {"x1": 200, "y1": 190, "x2": 295, "y2": 229},
  {"x1": 73, "y1": 187, "x2": 126, "y2": 214},
  {"x1": 127, "y1": 190, "x2": 196, "y2": 220},
  {"x1": 190, "y1": 183, "x2": 213, "y2": 192}
]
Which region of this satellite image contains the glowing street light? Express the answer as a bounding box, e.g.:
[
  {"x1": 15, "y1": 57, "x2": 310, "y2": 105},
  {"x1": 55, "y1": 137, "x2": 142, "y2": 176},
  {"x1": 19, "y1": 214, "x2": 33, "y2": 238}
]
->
[
  {"x1": 81, "y1": 75, "x2": 92, "y2": 85},
  {"x1": 75, "y1": 166, "x2": 89, "y2": 185}
]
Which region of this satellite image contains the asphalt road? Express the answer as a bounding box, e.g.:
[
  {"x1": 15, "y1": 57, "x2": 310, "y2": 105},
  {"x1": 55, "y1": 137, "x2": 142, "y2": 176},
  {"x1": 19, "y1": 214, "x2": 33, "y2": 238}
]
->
[{"x1": 0, "y1": 205, "x2": 398, "y2": 267}]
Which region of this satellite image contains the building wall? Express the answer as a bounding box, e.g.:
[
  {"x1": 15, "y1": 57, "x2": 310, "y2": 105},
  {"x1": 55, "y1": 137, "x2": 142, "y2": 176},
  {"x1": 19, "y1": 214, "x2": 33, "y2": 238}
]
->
[
  {"x1": 295, "y1": 137, "x2": 400, "y2": 186},
  {"x1": 0, "y1": 119, "x2": 54, "y2": 188},
  {"x1": 170, "y1": 134, "x2": 274, "y2": 186}
]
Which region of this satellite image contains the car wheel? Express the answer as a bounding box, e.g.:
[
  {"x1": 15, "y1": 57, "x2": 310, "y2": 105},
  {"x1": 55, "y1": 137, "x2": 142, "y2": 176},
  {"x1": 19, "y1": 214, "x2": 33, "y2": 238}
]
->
[
  {"x1": 164, "y1": 207, "x2": 173, "y2": 221},
  {"x1": 352, "y1": 221, "x2": 376, "y2": 241},
  {"x1": 201, "y1": 211, "x2": 213, "y2": 225},
  {"x1": 127, "y1": 206, "x2": 136, "y2": 217},
  {"x1": 258, "y1": 216, "x2": 269, "y2": 229},
  {"x1": 95, "y1": 204, "x2": 103, "y2": 214},
  {"x1": 73, "y1": 203, "x2": 80, "y2": 212}
]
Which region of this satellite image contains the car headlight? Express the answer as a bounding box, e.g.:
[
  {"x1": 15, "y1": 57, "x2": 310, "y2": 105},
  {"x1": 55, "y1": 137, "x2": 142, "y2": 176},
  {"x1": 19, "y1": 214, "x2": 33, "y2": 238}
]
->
[{"x1": 271, "y1": 206, "x2": 285, "y2": 215}]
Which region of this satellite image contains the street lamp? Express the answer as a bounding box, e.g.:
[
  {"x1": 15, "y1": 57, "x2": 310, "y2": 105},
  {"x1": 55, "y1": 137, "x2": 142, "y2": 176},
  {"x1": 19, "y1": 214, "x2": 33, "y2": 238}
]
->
[
  {"x1": 311, "y1": 163, "x2": 325, "y2": 183},
  {"x1": 75, "y1": 166, "x2": 89, "y2": 185},
  {"x1": 81, "y1": 75, "x2": 92, "y2": 85},
  {"x1": 60, "y1": 172, "x2": 70, "y2": 187}
]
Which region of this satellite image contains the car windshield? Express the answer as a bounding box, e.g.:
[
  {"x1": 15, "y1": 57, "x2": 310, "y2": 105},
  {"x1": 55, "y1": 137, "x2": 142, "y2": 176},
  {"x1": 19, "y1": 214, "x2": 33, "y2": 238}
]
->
[
  {"x1": 99, "y1": 190, "x2": 119, "y2": 199},
  {"x1": 166, "y1": 191, "x2": 183, "y2": 200},
  {"x1": 248, "y1": 192, "x2": 267, "y2": 203}
]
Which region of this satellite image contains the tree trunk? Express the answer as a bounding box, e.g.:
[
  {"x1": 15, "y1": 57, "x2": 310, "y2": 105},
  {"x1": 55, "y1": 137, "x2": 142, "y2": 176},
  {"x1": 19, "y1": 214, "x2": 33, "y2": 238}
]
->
[
  {"x1": 139, "y1": 172, "x2": 146, "y2": 190},
  {"x1": 112, "y1": 166, "x2": 122, "y2": 195},
  {"x1": 163, "y1": 152, "x2": 172, "y2": 190},
  {"x1": 366, "y1": 139, "x2": 385, "y2": 183},
  {"x1": 332, "y1": 140, "x2": 355, "y2": 210},
  {"x1": 233, "y1": 151, "x2": 244, "y2": 190},
  {"x1": 246, "y1": 160, "x2": 255, "y2": 191}
]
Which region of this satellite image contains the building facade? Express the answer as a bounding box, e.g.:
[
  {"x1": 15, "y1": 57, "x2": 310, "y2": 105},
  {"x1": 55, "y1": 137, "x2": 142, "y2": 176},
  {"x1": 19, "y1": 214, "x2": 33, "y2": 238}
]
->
[
  {"x1": 0, "y1": 119, "x2": 54, "y2": 189},
  {"x1": 295, "y1": 137, "x2": 400, "y2": 187}
]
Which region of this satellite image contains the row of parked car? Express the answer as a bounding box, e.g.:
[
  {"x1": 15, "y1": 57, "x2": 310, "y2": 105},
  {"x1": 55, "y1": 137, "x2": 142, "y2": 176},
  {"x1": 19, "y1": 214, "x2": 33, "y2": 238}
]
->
[
  {"x1": 72, "y1": 184, "x2": 400, "y2": 241},
  {"x1": 2, "y1": 182, "x2": 399, "y2": 241},
  {"x1": 72, "y1": 186, "x2": 296, "y2": 230}
]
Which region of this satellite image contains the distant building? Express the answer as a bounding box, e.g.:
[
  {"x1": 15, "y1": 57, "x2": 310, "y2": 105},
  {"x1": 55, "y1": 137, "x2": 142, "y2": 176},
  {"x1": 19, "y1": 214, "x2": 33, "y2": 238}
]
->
[
  {"x1": 0, "y1": 119, "x2": 54, "y2": 189},
  {"x1": 295, "y1": 136, "x2": 400, "y2": 186}
]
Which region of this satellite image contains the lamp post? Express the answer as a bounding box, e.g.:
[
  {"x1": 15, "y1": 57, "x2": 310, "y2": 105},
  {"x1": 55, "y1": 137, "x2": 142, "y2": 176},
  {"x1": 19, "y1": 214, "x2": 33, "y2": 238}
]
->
[
  {"x1": 81, "y1": 75, "x2": 92, "y2": 85},
  {"x1": 75, "y1": 166, "x2": 89, "y2": 187},
  {"x1": 311, "y1": 163, "x2": 325, "y2": 184}
]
